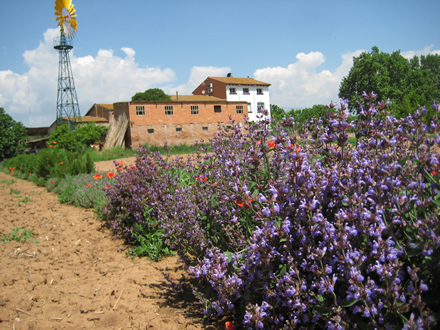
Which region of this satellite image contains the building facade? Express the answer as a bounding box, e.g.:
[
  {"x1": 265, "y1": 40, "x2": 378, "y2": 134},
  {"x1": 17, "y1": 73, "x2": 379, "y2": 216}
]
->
[
  {"x1": 113, "y1": 95, "x2": 248, "y2": 148},
  {"x1": 192, "y1": 75, "x2": 271, "y2": 122}
]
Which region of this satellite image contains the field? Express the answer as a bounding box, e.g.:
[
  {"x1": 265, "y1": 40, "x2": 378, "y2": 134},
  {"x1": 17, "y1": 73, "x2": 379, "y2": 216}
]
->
[
  {"x1": 1, "y1": 97, "x2": 439, "y2": 328},
  {"x1": 0, "y1": 158, "x2": 215, "y2": 329}
]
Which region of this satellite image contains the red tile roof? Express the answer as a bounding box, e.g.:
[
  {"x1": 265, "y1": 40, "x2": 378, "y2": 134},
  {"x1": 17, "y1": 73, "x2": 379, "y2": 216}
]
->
[{"x1": 207, "y1": 77, "x2": 270, "y2": 86}]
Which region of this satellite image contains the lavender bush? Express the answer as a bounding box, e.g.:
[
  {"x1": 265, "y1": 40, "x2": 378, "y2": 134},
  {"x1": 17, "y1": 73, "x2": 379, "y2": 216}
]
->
[{"x1": 102, "y1": 95, "x2": 440, "y2": 329}]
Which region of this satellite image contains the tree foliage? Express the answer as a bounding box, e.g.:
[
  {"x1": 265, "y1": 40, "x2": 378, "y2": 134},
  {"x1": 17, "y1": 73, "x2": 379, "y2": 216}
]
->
[
  {"x1": 270, "y1": 104, "x2": 286, "y2": 120},
  {"x1": 48, "y1": 123, "x2": 107, "y2": 151},
  {"x1": 131, "y1": 88, "x2": 172, "y2": 102},
  {"x1": 0, "y1": 107, "x2": 27, "y2": 161},
  {"x1": 339, "y1": 46, "x2": 440, "y2": 115},
  {"x1": 290, "y1": 104, "x2": 334, "y2": 129}
]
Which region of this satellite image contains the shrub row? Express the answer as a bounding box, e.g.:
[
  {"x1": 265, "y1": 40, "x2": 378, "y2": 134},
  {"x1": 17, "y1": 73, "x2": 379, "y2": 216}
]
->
[{"x1": 101, "y1": 95, "x2": 440, "y2": 328}]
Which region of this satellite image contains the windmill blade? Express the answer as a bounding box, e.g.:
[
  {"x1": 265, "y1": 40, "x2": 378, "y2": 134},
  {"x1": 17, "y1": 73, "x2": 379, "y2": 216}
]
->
[{"x1": 54, "y1": 0, "x2": 78, "y2": 38}]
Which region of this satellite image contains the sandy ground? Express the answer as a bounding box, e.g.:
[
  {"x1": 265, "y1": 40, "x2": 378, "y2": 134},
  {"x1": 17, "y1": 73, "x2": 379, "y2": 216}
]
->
[{"x1": 0, "y1": 159, "x2": 217, "y2": 329}]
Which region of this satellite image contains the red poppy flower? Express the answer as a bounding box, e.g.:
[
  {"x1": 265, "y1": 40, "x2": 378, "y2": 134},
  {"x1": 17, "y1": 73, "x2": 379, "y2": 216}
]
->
[
  {"x1": 49, "y1": 145, "x2": 53, "y2": 148},
  {"x1": 117, "y1": 168, "x2": 123, "y2": 172},
  {"x1": 104, "y1": 185, "x2": 109, "y2": 189},
  {"x1": 86, "y1": 183, "x2": 93, "y2": 187},
  {"x1": 106, "y1": 172, "x2": 115, "y2": 178},
  {"x1": 51, "y1": 181, "x2": 55, "y2": 184},
  {"x1": 117, "y1": 161, "x2": 124, "y2": 166},
  {"x1": 256, "y1": 140, "x2": 261, "y2": 145},
  {"x1": 59, "y1": 162, "x2": 63, "y2": 165},
  {"x1": 225, "y1": 321, "x2": 236, "y2": 330},
  {"x1": 93, "y1": 174, "x2": 103, "y2": 180},
  {"x1": 129, "y1": 165, "x2": 136, "y2": 169},
  {"x1": 234, "y1": 199, "x2": 244, "y2": 207},
  {"x1": 53, "y1": 141, "x2": 57, "y2": 145},
  {"x1": 210, "y1": 182, "x2": 218, "y2": 186},
  {"x1": 433, "y1": 170, "x2": 438, "y2": 176},
  {"x1": 12, "y1": 167, "x2": 16, "y2": 170},
  {"x1": 29, "y1": 173, "x2": 32, "y2": 176},
  {"x1": 267, "y1": 141, "x2": 276, "y2": 148}
]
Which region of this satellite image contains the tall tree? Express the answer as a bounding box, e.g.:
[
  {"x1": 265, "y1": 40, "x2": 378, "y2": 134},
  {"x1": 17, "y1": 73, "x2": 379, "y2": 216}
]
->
[
  {"x1": 131, "y1": 88, "x2": 172, "y2": 102},
  {"x1": 0, "y1": 108, "x2": 27, "y2": 161},
  {"x1": 270, "y1": 104, "x2": 286, "y2": 120},
  {"x1": 339, "y1": 47, "x2": 439, "y2": 114}
]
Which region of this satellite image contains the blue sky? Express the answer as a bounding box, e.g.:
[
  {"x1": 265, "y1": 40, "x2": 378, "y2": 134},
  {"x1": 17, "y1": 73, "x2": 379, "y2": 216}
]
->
[{"x1": 1, "y1": 0, "x2": 439, "y2": 127}]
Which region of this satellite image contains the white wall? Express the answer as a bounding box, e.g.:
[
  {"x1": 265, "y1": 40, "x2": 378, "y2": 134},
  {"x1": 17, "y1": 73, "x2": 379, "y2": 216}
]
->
[{"x1": 225, "y1": 84, "x2": 270, "y2": 122}]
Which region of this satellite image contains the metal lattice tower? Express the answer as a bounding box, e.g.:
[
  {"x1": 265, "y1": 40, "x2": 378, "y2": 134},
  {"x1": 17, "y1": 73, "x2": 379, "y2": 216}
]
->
[{"x1": 54, "y1": 31, "x2": 81, "y2": 127}]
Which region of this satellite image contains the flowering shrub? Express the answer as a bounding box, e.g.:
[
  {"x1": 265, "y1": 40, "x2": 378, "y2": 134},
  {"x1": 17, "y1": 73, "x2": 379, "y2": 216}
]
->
[
  {"x1": 53, "y1": 172, "x2": 116, "y2": 209},
  {"x1": 102, "y1": 96, "x2": 440, "y2": 328}
]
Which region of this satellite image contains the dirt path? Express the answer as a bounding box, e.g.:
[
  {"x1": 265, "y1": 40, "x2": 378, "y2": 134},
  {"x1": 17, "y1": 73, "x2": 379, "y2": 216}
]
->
[{"x1": 0, "y1": 170, "x2": 211, "y2": 329}]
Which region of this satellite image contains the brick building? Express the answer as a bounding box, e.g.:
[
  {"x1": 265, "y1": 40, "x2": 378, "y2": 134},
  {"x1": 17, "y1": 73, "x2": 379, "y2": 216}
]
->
[
  {"x1": 192, "y1": 75, "x2": 271, "y2": 122},
  {"x1": 85, "y1": 103, "x2": 114, "y2": 122},
  {"x1": 113, "y1": 94, "x2": 248, "y2": 148}
]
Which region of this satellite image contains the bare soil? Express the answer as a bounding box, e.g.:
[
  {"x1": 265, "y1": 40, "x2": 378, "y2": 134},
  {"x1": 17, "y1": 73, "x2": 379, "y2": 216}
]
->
[{"x1": 0, "y1": 156, "x2": 215, "y2": 329}]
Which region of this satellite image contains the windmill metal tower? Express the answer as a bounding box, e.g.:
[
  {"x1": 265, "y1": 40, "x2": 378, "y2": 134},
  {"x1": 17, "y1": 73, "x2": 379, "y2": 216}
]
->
[{"x1": 53, "y1": 0, "x2": 81, "y2": 127}]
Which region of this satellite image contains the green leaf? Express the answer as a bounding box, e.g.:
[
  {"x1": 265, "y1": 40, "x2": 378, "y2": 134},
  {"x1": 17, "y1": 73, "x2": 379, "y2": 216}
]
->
[
  {"x1": 341, "y1": 298, "x2": 359, "y2": 307},
  {"x1": 278, "y1": 264, "x2": 287, "y2": 277},
  {"x1": 224, "y1": 251, "x2": 234, "y2": 263},
  {"x1": 313, "y1": 306, "x2": 330, "y2": 316}
]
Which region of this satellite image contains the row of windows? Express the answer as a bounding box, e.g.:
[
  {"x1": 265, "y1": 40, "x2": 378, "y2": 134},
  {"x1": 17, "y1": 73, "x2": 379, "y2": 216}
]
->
[
  {"x1": 135, "y1": 105, "x2": 247, "y2": 116},
  {"x1": 146, "y1": 126, "x2": 212, "y2": 134},
  {"x1": 229, "y1": 87, "x2": 264, "y2": 94}
]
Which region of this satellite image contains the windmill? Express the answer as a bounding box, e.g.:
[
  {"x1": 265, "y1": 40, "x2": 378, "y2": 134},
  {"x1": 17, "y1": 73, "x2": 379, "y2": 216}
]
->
[{"x1": 53, "y1": 0, "x2": 81, "y2": 127}]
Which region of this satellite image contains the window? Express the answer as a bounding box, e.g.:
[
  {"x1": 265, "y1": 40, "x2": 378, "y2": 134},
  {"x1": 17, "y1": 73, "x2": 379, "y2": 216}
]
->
[
  {"x1": 243, "y1": 88, "x2": 249, "y2": 94},
  {"x1": 236, "y1": 105, "x2": 243, "y2": 114},
  {"x1": 165, "y1": 105, "x2": 173, "y2": 115},
  {"x1": 257, "y1": 88, "x2": 263, "y2": 94},
  {"x1": 214, "y1": 105, "x2": 221, "y2": 113},
  {"x1": 248, "y1": 102, "x2": 252, "y2": 113},
  {"x1": 147, "y1": 128, "x2": 154, "y2": 134},
  {"x1": 136, "y1": 105, "x2": 145, "y2": 116},
  {"x1": 257, "y1": 102, "x2": 265, "y2": 112},
  {"x1": 202, "y1": 126, "x2": 208, "y2": 131},
  {"x1": 229, "y1": 87, "x2": 236, "y2": 94},
  {"x1": 176, "y1": 127, "x2": 182, "y2": 132},
  {"x1": 191, "y1": 105, "x2": 199, "y2": 115}
]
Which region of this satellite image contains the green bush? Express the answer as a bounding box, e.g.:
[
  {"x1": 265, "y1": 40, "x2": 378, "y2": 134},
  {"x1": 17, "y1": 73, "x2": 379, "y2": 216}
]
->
[
  {"x1": 2, "y1": 149, "x2": 94, "y2": 181},
  {"x1": 47, "y1": 123, "x2": 107, "y2": 151}
]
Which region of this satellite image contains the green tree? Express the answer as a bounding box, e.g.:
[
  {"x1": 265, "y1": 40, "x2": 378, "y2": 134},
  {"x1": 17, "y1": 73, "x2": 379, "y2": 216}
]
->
[
  {"x1": 48, "y1": 123, "x2": 107, "y2": 151},
  {"x1": 339, "y1": 46, "x2": 439, "y2": 114},
  {"x1": 270, "y1": 104, "x2": 286, "y2": 120},
  {"x1": 292, "y1": 104, "x2": 335, "y2": 131},
  {"x1": 0, "y1": 108, "x2": 27, "y2": 161},
  {"x1": 131, "y1": 88, "x2": 172, "y2": 102}
]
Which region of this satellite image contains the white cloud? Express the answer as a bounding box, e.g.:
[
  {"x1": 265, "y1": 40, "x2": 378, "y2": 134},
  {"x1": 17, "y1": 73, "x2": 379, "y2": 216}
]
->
[
  {"x1": 0, "y1": 28, "x2": 176, "y2": 127},
  {"x1": 1, "y1": 28, "x2": 438, "y2": 128},
  {"x1": 254, "y1": 50, "x2": 364, "y2": 110},
  {"x1": 401, "y1": 44, "x2": 440, "y2": 59},
  {"x1": 165, "y1": 66, "x2": 231, "y2": 95}
]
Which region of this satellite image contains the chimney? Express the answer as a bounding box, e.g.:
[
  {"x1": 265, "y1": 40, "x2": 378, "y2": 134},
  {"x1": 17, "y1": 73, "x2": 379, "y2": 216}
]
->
[
  {"x1": 176, "y1": 91, "x2": 178, "y2": 101},
  {"x1": 227, "y1": 73, "x2": 232, "y2": 77}
]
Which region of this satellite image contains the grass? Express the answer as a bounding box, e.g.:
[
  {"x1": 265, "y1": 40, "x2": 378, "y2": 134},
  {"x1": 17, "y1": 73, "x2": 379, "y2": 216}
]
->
[
  {"x1": 0, "y1": 179, "x2": 15, "y2": 186},
  {"x1": 9, "y1": 188, "x2": 21, "y2": 195},
  {"x1": 1, "y1": 227, "x2": 40, "y2": 244},
  {"x1": 89, "y1": 143, "x2": 211, "y2": 162},
  {"x1": 18, "y1": 196, "x2": 32, "y2": 205}
]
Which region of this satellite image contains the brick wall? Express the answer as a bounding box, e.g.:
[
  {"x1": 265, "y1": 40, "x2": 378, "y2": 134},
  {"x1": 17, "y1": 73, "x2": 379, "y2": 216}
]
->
[
  {"x1": 86, "y1": 104, "x2": 112, "y2": 120},
  {"x1": 114, "y1": 100, "x2": 247, "y2": 147},
  {"x1": 192, "y1": 78, "x2": 227, "y2": 99}
]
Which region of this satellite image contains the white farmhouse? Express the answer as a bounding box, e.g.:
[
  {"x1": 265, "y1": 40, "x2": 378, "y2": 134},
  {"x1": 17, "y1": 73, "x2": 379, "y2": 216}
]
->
[{"x1": 192, "y1": 74, "x2": 271, "y2": 122}]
